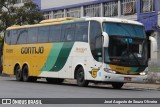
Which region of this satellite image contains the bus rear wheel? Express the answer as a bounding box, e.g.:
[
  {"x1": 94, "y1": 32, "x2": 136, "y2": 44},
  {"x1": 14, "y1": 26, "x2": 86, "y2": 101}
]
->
[
  {"x1": 46, "y1": 78, "x2": 64, "y2": 84},
  {"x1": 76, "y1": 67, "x2": 89, "y2": 87},
  {"x1": 112, "y1": 82, "x2": 124, "y2": 89},
  {"x1": 22, "y1": 65, "x2": 37, "y2": 82},
  {"x1": 15, "y1": 65, "x2": 22, "y2": 81}
]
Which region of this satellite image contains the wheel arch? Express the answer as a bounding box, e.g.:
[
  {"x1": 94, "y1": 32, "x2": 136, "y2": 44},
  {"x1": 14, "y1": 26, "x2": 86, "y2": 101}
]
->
[
  {"x1": 22, "y1": 63, "x2": 28, "y2": 71},
  {"x1": 74, "y1": 64, "x2": 87, "y2": 79},
  {"x1": 14, "y1": 63, "x2": 21, "y2": 75}
]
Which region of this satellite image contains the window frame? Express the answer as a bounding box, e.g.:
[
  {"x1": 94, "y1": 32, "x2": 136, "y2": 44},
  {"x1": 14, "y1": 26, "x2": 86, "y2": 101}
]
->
[
  {"x1": 61, "y1": 23, "x2": 76, "y2": 42},
  {"x1": 141, "y1": 0, "x2": 155, "y2": 13},
  {"x1": 89, "y1": 20, "x2": 103, "y2": 62},
  {"x1": 37, "y1": 26, "x2": 50, "y2": 43},
  {"x1": 17, "y1": 28, "x2": 28, "y2": 44},
  {"x1": 49, "y1": 24, "x2": 62, "y2": 42},
  {"x1": 75, "y1": 21, "x2": 89, "y2": 42},
  {"x1": 27, "y1": 27, "x2": 38, "y2": 44}
]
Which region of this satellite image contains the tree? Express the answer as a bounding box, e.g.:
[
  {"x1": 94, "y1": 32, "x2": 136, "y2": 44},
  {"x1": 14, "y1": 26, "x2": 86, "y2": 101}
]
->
[
  {"x1": 0, "y1": 0, "x2": 44, "y2": 72},
  {"x1": 0, "y1": 0, "x2": 44, "y2": 32}
]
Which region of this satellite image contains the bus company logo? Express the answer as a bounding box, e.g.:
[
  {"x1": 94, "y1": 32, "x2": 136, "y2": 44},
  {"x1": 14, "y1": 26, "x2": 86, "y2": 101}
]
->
[
  {"x1": 89, "y1": 68, "x2": 99, "y2": 78},
  {"x1": 2, "y1": 99, "x2": 11, "y2": 104},
  {"x1": 21, "y1": 47, "x2": 44, "y2": 54},
  {"x1": 75, "y1": 48, "x2": 87, "y2": 53}
]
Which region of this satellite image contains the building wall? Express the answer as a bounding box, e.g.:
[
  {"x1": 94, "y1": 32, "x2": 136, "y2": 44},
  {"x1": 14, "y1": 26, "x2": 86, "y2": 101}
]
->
[{"x1": 40, "y1": 0, "x2": 98, "y2": 9}]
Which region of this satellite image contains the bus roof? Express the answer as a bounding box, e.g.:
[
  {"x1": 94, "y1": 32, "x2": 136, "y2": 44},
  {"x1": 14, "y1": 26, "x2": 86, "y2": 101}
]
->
[
  {"x1": 85, "y1": 17, "x2": 143, "y2": 26},
  {"x1": 6, "y1": 17, "x2": 143, "y2": 30}
]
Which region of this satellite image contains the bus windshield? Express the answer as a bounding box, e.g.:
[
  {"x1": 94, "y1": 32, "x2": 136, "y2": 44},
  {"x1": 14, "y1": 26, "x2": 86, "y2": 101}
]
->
[
  {"x1": 103, "y1": 22, "x2": 145, "y2": 38},
  {"x1": 103, "y1": 22, "x2": 148, "y2": 67}
]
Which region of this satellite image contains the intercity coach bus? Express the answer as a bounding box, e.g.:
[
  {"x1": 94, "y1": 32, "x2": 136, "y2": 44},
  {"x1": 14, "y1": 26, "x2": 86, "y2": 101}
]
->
[{"x1": 3, "y1": 17, "x2": 154, "y2": 89}]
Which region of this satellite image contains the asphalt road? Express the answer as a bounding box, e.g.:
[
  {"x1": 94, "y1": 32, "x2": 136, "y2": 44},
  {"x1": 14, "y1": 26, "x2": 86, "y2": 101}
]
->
[{"x1": 0, "y1": 76, "x2": 160, "y2": 107}]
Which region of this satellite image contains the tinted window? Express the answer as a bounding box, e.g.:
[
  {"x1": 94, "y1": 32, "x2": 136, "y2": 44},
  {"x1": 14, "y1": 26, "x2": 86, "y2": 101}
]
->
[
  {"x1": 75, "y1": 22, "x2": 88, "y2": 42},
  {"x1": 62, "y1": 23, "x2": 75, "y2": 41},
  {"x1": 27, "y1": 27, "x2": 38, "y2": 44},
  {"x1": 5, "y1": 31, "x2": 11, "y2": 44},
  {"x1": 103, "y1": 23, "x2": 145, "y2": 38},
  {"x1": 10, "y1": 30, "x2": 19, "y2": 45},
  {"x1": 90, "y1": 21, "x2": 102, "y2": 61},
  {"x1": 49, "y1": 25, "x2": 62, "y2": 42},
  {"x1": 38, "y1": 26, "x2": 49, "y2": 43},
  {"x1": 17, "y1": 29, "x2": 28, "y2": 44}
]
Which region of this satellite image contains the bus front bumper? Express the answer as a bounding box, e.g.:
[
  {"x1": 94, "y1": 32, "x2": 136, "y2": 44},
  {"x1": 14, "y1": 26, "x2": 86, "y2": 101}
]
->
[{"x1": 102, "y1": 73, "x2": 148, "y2": 83}]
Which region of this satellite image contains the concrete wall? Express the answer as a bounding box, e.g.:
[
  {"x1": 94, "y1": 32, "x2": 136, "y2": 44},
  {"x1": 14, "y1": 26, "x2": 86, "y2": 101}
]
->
[{"x1": 40, "y1": 0, "x2": 96, "y2": 9}]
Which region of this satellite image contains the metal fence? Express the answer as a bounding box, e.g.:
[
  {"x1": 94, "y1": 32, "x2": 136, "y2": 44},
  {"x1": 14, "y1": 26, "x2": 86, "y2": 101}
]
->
[
  {"x1": 104, "y1": 1, "x2": 118, "y2": 17},
  {"x1": 66, "y1": 7, "x2": 81, "y2": 18},
  {"x1": 84, "y1": 4, "x2": 100, "y2": 17},
  {"x1": 121, "y1": 0, "x2": 137, "y2": 15},
  {"x1": 141, "y1": 0, "x2": 155, "y2": 13},
  {"x1": 53, "y1": 10, "x2": 64, "y2": 19}
]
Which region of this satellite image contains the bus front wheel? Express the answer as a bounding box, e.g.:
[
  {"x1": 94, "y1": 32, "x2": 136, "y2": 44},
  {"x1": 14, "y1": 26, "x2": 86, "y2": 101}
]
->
[
  {"x1": 15, "y1": 65, "x2": 22, "y2": 81},
  {"x1": 112, "y1": 82, "x2": 124, "y2": 89},
  {"x1": 76, "y1": 67, "x2": 89, "y2": 87},
  {"x1": 22, "y1": 65, "x2": 37, "y2": 82}
]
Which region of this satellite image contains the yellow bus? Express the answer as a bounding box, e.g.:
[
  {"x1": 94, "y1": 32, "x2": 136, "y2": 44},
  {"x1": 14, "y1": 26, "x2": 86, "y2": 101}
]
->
[{"x1": 3, "y1": 17, "x2": 150, "y2": 89}]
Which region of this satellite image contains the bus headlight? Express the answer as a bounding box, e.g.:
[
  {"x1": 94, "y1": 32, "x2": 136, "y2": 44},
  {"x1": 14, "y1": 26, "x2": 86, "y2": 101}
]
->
[
  {"x1": 139, "y1": 72, "x2": 146, "y2": 76},
  {"x1": 104, "y1": 68, "x2": 116, "y2": 74}
]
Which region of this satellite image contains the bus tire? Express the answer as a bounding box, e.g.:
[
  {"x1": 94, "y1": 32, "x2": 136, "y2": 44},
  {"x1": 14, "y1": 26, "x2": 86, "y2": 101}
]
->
[
  {"x1": 22, "y1": 65, "x2": 37, "y2": 82},
  {"x1": 15, "y1": 65, "x2": 22, "y2": 81},
  {"x1": 112, "y1": 82, "x2": 124, "y2": 89},
  {"x1": 46, "y1": 78, "x2": 64, "y2": 84},
  {"x1": 76, "y1": 67, "x2": 89, "y2": 87}
]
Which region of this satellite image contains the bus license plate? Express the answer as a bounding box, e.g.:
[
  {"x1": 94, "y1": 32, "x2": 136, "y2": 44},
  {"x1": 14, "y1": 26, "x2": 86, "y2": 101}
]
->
[{"x1": 124, "y1": 77, "x2": 132, "y2": 81}]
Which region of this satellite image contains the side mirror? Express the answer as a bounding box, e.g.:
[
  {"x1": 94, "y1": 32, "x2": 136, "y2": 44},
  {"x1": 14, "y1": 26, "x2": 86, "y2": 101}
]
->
[
  {"x1": 102, "y1": 32, "x2": 109, "y2": 47},
  {"x1": 149, "y1": 36, "x2": 157, "y2": 52}
]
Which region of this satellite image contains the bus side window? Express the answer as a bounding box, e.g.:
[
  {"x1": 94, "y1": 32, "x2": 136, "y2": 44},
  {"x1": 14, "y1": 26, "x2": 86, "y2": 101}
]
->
[
  {"x1": 75, "y1": 22, "x2": 89, "y2": 42},
  {"x1": 27, "y1": 27, "x2": 38, "y2": 44},
  {"x1": 5, "y1": 31, "x2": 11, "y2": 45},
  {"x1": 17, "y1": 29, "x2": 28, "y2": 44},
  {"x1": 90, "y1": 21, "x2": 102, "y2": 62},
  {"x1": 49, "y1": 25, "x2": 62, "y2": 42},
  {"x1": 10, "y1": 30, "x2": 19, "y2": 45},
  {"x1": 38, "y1": 26, "x2": 49, "y2": 43},
  {"x1": 63, "y1": 23, "x2": 75, "y2": 41}
]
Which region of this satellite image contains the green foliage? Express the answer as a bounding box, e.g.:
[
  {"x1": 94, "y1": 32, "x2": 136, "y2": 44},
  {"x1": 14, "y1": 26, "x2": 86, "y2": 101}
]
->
[{"x1": 0, "y1": 0, "x2": 44, "y2": 32}]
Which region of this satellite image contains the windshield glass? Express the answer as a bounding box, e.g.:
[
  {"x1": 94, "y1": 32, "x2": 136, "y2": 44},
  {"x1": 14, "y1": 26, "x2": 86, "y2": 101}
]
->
[
  {"x1": 103, "y1": 22, "x2": 148, "y2": 66},
  {"x1": 103, "y1": 22, "x2": 145, "y2": 38}
]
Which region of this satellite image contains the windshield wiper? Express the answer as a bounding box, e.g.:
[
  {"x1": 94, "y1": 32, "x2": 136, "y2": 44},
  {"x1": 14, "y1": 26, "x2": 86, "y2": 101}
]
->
[
  {"x1": 117, "y1": 24, "x2": 141, "y2": 66},
  {"x1": 126, "y1": 38, "x2": 141, "y2": 66}
]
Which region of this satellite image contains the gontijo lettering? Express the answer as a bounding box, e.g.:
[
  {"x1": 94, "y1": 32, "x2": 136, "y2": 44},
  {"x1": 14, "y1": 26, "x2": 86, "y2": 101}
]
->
[{"x1": 21, "y1": 47, "x2": 44, "y2": 54}]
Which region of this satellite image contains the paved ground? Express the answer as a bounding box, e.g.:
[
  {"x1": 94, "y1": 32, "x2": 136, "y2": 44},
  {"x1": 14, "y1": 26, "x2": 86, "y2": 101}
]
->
[
  {"x1": 0, "y1": 76, "x2": 160, "y2": 107},
  {"x1": 66, "y1": 79, "x2": 160, "y2": 90}
]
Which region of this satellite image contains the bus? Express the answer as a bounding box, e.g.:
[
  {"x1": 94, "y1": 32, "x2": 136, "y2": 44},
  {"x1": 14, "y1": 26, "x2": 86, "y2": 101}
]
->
[{"x1": 2, "y1": 17, "x2": 153, "y2": 89}]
